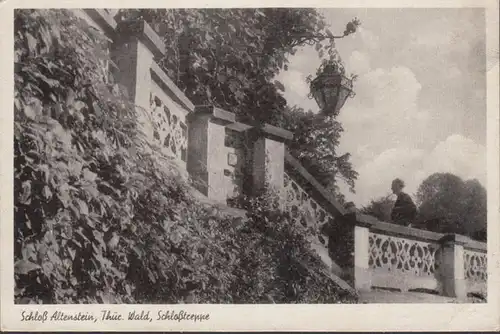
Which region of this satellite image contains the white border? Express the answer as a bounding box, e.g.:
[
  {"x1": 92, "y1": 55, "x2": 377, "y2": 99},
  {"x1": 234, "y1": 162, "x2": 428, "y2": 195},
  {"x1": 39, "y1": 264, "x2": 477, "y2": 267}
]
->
[{"x1": 1, "y1": 0, "x2": 499, "y2": 331}]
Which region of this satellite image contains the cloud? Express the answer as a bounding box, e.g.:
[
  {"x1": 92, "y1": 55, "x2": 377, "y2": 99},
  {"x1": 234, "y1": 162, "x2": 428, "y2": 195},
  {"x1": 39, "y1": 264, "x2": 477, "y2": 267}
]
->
[
  {"x1": 338, "y1": 65, "x2": 429, "y2": 153},
  {"x1": 347, "y1": 50, "x2": 371, "y2": 75},
  {"x1": 341, "y1": 65, "x2": 422, "y2": 122},
  {"x1": 424, "y1": 134, "x2": 487, "y2": 185},
  {"x1": 344, "y1": 147, "x2": 425, "y2": 206},
  {"x1": 355, "y1": 27, "x2": 380, "y2": 51},
  {"x1": 279, "y1": 69, "x2": 309, "y2": 97},
  {"x1": 343, "y1": 134, "x2": 486, "y2": 207},
  {"x1": 274, "y1": 47, "x2": 322, "y2": 111},
  {"x1": 409, "y1": 19, "x2": 472, "y2": 54}
]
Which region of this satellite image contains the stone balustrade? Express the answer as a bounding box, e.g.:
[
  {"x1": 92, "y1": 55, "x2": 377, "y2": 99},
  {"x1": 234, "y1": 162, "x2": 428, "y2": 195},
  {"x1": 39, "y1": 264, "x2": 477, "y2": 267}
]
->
[
  {"x1": 337, "y1": 213, "x2": 487, "y2": 301},
  {"x1": 463, "y1": 239, "x2": 488, "y2": 297}
]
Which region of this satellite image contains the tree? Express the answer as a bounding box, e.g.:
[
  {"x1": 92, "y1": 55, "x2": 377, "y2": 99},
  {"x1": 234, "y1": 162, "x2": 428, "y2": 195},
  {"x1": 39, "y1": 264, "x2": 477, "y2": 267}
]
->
[
  {"x1": 415, "y1": 173, "x2": 487, "y2": 240},
  {"x1": 460, "y1": 179, "x2": 487, "y2": 239},
  {"x1": 360, "y1": 195, "x2": 395, "y2": 222},
  {"x1": 276, "y1": 106, "x2": 358, "y2": 203},
  {"x1": 114, "y1": 9, "x2": 360, "y2": 200}
]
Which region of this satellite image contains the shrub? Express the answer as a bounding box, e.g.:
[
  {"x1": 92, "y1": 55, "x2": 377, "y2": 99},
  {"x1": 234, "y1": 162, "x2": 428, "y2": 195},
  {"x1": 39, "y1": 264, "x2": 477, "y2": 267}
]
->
[{"x1": 14, "y1": 9, "x2": 356, "y2": 304}]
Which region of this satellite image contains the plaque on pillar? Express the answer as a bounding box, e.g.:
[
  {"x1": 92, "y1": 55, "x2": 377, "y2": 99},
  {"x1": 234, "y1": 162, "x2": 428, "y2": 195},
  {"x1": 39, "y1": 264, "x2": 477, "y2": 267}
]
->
[{"x1": 228, "y1": 152, "x2": 238, "y2": 167}]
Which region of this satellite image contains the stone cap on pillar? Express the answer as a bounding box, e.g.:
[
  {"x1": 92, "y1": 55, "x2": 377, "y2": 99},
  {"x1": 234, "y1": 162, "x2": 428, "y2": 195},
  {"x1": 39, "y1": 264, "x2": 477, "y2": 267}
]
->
[
  {"x1": 439, "y1": 233, "x2": 470, "y2": 246},
  {"x1": 439, "y1": 233, "x2": 487, "y2": 251},
  {"x1": 252, "y1": 123, "x2": 293, "y2": 143},
  {"x1": 115, "y1": 20, "x2": 165, "y2": 59},
  {"x1": 188, "y1": 106, "x2": 294, "y2": 143},
  {"x1": 188, "y1": 105, "x2": 237, "y2": 125}
]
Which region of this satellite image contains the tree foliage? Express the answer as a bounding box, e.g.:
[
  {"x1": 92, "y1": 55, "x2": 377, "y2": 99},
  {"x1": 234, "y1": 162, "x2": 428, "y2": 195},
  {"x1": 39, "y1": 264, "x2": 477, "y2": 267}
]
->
[
  {"x1": 414, "y1": 173, "x2": 487, "y2": 240},
  {"x1": 360, "y1": 196, "x2": 395, "y2": 223},
  {"x1": 14, "y1": 9, "x2": 356, "y2": 304},
  {"x1": 115, "y1": 9, "x2": 360, "y2": 199},
  {"x1": 276, "y1": 106, "x2": 358, "y2": 203}
]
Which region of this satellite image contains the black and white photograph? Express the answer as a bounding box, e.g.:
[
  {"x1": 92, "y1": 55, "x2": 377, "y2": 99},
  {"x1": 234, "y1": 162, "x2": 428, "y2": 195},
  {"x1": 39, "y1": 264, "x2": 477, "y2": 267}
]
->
[{"x1": 2, "y1": 1, "x2": 499, "y2": 332}]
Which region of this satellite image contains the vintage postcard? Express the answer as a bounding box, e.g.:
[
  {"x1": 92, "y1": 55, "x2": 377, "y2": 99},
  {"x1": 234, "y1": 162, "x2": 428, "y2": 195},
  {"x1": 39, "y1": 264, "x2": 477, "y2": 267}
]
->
[{"x1": 1, "y1": 0, "x2": 499, "y2": 331}]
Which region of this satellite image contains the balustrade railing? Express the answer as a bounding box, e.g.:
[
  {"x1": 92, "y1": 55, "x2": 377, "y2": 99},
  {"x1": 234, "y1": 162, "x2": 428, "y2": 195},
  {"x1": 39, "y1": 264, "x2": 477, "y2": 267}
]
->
[
  {"x1": 338, "y1": 212, "x2": 488, "y2": 301},
  {"x1": 283, "y1": 172, "x2": 334, "y2": 230},
  {"x1": 463, "y1": 243, "x2": 487, "y2": 297},
  {"x1": 367, "y1": 225, "x2": 442, "y2": 293}
]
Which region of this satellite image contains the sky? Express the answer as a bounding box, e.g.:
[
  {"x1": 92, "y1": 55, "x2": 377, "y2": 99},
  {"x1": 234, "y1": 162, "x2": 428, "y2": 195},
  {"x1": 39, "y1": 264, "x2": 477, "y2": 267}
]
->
[{"x1": 275, "y1": 8, "x2": 493, "y2": 207}]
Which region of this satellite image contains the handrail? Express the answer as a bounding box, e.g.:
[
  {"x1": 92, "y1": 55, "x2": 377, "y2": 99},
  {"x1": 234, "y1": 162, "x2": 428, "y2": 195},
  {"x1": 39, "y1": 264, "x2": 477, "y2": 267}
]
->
[
  {"x1": 284, "y1": 150, "x2": 346, "y2": 218},
  {"x1": 346, "y1": 212, "x2": 487, "y2": 251},
  {"x1": 150, "y1": 62, "x2": 195, "y2": 113}
]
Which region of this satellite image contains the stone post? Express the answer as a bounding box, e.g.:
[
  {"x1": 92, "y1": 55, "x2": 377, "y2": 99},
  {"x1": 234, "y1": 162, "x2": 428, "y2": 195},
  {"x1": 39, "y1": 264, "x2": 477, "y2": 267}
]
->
[
  {"x1": 186, "y1": 106, "x2": 236, "y2": 203},
  {"x1": 248, "y1": 124, "x2": 293, "y2": 209},
  {"x1": 111, "y1": 20, "x2": 165, "y2": 141},
  {"x1": 354, "y1": 222, "x2": 372, "y2": 292},
  {"x1": 439, "y1": 234, "x2": 467, "y2": 301}
]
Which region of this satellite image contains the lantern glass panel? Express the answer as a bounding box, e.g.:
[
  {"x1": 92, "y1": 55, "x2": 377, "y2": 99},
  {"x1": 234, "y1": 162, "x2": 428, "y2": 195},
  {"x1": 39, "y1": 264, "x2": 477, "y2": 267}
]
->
[
  {"x1": 336, "y1": 86, "x2": 350, "y2": 111},
  {"x1": 312, "y1": 88, "x2": 325, "y2": 110},
  {"x1": 324, "y1": 86, "x2": 339, "y2": 111}
]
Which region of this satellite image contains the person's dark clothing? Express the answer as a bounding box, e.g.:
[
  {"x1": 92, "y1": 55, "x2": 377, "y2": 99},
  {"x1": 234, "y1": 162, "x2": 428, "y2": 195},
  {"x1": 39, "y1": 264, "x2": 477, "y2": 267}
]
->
[{"x1": 391, "y1": 192, "x2": 417, "y2": 226}]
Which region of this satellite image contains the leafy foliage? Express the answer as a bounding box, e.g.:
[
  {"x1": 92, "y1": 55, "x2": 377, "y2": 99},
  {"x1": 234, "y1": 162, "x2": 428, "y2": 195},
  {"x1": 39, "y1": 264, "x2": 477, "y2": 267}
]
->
[
  {"x1": 360, "y1": 196, "x2": 395, "y2": 223},
  {"x1": 14, "y1": 9, "x2": 356, "y2": 304},
  {"x1": 276, "y1": 106, "x2": 358, "y2": 203},
  {"x1": 414, "y1": 173, "x2": 487, "y2": 240}
]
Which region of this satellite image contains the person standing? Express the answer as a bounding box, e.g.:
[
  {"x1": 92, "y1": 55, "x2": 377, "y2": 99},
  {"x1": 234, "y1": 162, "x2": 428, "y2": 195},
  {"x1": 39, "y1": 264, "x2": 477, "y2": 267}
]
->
[{"x1": 390, "y1": 178, "x2": 417, "y2": 227}]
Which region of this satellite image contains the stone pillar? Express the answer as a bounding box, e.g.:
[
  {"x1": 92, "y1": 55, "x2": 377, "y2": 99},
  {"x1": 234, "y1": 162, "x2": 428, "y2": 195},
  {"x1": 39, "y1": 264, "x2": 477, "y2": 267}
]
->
[
  {"x1": 439, "y1": 234, "x2": 467, "y2": 301},
  {"x1": 187, "y1": 106, "x2": 236, "y2": 203},
  {"x1": 354, "y1": 223, "x2": 372, "y2": 292},
  {"x1": 248, "y1": 124, "x2": 292, "y2": 208},
  {"x1": 111, "y1": 20, "x2": 165, "y2": 141}
]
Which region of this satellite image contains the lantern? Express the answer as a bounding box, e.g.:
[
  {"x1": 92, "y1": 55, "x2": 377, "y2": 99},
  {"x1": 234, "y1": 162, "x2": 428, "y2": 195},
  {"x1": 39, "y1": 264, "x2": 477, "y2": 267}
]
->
[{"x1": 309, "y1": 63, "x2": 355, "y2": 116}]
